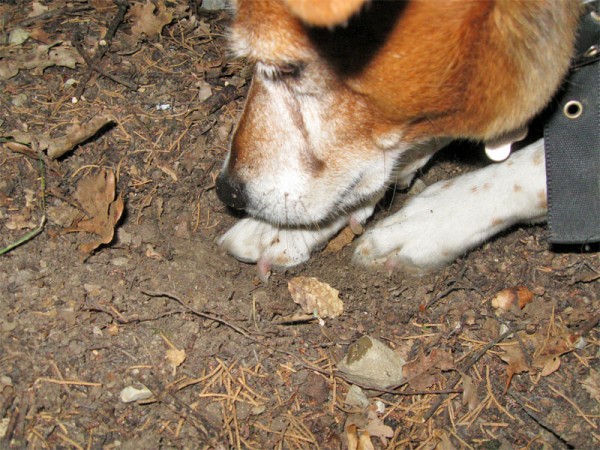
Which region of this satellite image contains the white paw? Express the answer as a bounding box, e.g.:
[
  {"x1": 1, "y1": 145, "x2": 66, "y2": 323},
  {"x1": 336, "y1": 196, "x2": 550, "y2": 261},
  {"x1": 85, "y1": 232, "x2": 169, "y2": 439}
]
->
[
  {"x1": 219, "y1": 218, "x2": 316, "y2": 267},
  {"x1": 218, "y1": 216, "x2": 349, "y2": 280},
  {"x1": 353, "y1": 142, "x2": 548, "y2": 270},
  {"x1": 218, "y1": 202, "x2": 378, "y2": 277},
  {"x1": 353, "y1": 190, "x2": 472, "y2": 271}
]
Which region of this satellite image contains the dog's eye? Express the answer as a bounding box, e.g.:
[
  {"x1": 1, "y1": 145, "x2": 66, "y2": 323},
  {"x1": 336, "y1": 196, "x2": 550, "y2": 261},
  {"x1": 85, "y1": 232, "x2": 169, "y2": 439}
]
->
[
  {"x1": 257, "y1": 62, "x2": 304, "y2": 81},
  {"x1": 278, "y1": 63, "x2": 303, "y2": 78}
]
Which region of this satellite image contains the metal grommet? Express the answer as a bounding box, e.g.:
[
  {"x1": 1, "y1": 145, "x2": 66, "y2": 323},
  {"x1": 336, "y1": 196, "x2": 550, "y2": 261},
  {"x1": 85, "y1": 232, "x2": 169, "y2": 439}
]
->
[
  {"x1": 584, "y1": 45, "x2": 599, "y2": 58},
  {"x1": 563, "y1": 100, "x2": 583, "y2": 119}
]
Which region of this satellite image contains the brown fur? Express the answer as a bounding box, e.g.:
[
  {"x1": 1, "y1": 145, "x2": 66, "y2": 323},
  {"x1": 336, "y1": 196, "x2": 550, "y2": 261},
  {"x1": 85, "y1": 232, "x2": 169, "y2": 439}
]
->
[
  {"x1": 221, "y1": 0, "x2": 582, "y2": 227},
  {"x1": 232, "y1": 0, "x2": 580, "y2": 142},
  {"x1": 283, "y1": 0, "x2": 367, "y2": 26}
]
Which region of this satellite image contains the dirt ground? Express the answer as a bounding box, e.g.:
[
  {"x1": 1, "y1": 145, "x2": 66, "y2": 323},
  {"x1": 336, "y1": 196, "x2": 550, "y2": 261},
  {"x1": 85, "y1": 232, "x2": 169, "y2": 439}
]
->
[{"x1": 1, "y1": 2, "x2": 599, "y2": 449}]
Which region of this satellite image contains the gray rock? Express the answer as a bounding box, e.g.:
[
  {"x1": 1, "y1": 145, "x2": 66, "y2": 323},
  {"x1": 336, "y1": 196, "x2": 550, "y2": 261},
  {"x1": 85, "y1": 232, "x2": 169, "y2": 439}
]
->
[{"x1": 337, "y1": 336, "x2": 405, "y2": 389}]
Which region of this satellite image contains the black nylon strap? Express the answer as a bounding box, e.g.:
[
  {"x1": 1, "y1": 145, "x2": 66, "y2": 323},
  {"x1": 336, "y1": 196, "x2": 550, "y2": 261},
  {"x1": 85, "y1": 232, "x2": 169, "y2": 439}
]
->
[{"x1": 544, "y1": 4, "x2": 600, "y2": 244}]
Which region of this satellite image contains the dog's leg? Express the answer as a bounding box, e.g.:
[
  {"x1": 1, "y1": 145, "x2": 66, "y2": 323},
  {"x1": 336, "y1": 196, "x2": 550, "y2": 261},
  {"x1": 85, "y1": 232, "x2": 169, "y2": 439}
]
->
[
  {"x1": 218, "y1": 199, "x2": 378, "y2": 274},
  {"x1": 354, "y1": 139, "x2": 548, "y2": 271}
]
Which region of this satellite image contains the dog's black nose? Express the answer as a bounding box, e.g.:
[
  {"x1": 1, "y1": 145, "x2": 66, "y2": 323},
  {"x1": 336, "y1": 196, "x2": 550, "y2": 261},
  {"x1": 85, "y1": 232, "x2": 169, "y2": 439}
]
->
[{"x1": 216, "y1": 172, "x2": 247, "y2": 210}]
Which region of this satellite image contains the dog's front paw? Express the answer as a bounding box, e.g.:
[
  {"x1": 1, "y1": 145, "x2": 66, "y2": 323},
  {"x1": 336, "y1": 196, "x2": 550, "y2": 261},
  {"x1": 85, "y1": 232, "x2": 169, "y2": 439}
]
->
[
  {"x1": 354, "y1": 141, "x2": 548, "y2": 271},
  {"x1": 218, "y1": 218, "x2": 312, "y2": 267},
  {"x1": 218, "y1": 217, "x2": 347, "y2": 278},
  {"x1": 219, "y1": 201, "x2": 379, "y2": 278},
  {"x1": 353, "y1": 207, "x2": 460, "y2": 272},
  {"x1": 353, "y1": 182, "x2": 491, "y2": 271}
]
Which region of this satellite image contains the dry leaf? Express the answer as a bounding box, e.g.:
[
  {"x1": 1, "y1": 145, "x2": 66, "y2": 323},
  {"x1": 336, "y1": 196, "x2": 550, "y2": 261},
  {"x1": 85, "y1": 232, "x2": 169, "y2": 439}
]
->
[
  {"x1": 402, "y1": 348, "x2": 454, "y2": 390},
  {"x1": 29, "y1": 28, "x2": 51, "y2": 44},
  {"x1": 539, "y1": 356, "x2": 561, "y2": 377},
  {"x1": 288, "y1": 276, "x2": 343, "y2": 319},
  {"x1": 499, "y1": 345, "x2": 529, "y2": 390},
  {"x1": 91, "y1": 0, "x2": 115, "y2": 12},
  {"x1": 532, "y1": 336, "x2": 572, "y2": 376},
  {"x1": 29, "y1": 1, "x2": 48, "y2": 17},
  {"x1": 461, "y1": 373, "x2": 479, "y2": 411},
  {"x1": 67, "y1": 169, "x2": 124, "y2": 254},
  {"x1": 323, "y1": 226, "x2": 356, "y2": 254},
  {"x1": 0, "y1": 41, "x2": 83, "y2": 81},
  {"x1": 129, "y1": 0, "x2": 175, "y2": 42},
  {"x1": 5, "y1": 213, "x2": 36, "y2": 230},
  {"x1": 499, "y1": 327, "x2": 576, "y2": 389},
  {"x1": 365, "y1": 410, "x2": 393, "y2": 442},
  {"x1": 45, "y1": 114, "x2": 115, "y2": 159},
  {"x1": 166, "y1": 348, "x2": 186, "y2": 368},
  {"x1": 4, "y1": 115, "x2": 113, "y2": 158}
]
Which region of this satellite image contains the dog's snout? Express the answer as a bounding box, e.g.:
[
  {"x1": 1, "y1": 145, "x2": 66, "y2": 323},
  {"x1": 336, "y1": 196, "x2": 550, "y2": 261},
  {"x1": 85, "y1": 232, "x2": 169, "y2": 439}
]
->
[{"x1": 216, "y1": 172, "x2": 247, "y2": 210}]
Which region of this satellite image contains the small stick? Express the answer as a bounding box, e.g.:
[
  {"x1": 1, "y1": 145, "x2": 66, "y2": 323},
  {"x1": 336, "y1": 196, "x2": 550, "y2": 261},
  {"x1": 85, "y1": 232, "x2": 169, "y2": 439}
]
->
[
  {"x1": 0, "y1": 156, "x2": 46, "y2": 256},
  {"x1": 423, "y1": 326, "x2": 523, "y2": 422},
  {"x1": 35, "y1": 378, "x2": 102, "y2": 387},
  {"x1": 17, "y1": 5, "x2": 93, "y2": 27},
  {"x1": 142, "y1": 290, "x2": 254, "y2": 339},
  {"x1": 507, "y1": 388, "x2": 574, "y2": 448},
  {"x1": 72, "y1": 33, "x2": 139, "y2": 91},
  {"x1": 72, "y1": 0, "x2": 131, "y2": 99}
]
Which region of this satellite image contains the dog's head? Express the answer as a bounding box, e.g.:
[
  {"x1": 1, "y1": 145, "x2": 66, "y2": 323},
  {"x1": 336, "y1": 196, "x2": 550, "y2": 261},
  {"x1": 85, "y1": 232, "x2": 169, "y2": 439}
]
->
[{"x1": 216, "y1": 0, "x2": 580, "y2": 226}]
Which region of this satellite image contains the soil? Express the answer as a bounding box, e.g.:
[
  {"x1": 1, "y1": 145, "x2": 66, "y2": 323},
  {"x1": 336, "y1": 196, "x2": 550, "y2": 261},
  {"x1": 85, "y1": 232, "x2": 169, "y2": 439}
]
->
[{"x1": 1, "y1": 2, "x2": 598, "y2": 449}]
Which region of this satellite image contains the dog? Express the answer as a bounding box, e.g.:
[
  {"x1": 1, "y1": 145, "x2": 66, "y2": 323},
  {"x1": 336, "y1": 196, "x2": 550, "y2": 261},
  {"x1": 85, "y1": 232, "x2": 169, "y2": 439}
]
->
[{"x1": 215, "y1": 0, "x2": 584, "y2": 278}]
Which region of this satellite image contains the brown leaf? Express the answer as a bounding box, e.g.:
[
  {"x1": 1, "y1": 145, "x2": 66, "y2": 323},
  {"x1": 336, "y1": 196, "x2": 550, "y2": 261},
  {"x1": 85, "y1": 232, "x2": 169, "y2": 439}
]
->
[
  {"x1": 402, "y1": 348, "x2": 454, "y2": 390},
  {"x1": 365, "y1": 410, "x2": 393, "y2": 441},
  {"x1": 288, "y1": 277, "x2": 343, "y2": 319},
  {"x1": 499, "y1": 345, "x2": 529, "y2": 390},
  {"x1": 46, "y1": 114, "x2": 115, "y2": 159},
  {"x1": 539, "y1": 356, "x2": 561, "y2": 377},
  {"x1": 129, "y1": 0, "x2": 175, "y2": 42},
  {"x1": 166, "y1": 348, "x2": 186, "y2": 368},
  {"x1": 461, "y1": 373, "x2": 479, "y2": 411},
  {"x1": 323, "y1": 226, "x2": 356, "y2": 254},
  {"x1": 0, "y1": 41, "x2": 83, "y2": 81},
  {"x1": 532, "y1": 336, "x2": 572, "y2": 376},
  {"x1": 29, "y1": 27, "x2": 51, "y2": 44},
  {"x1": 91, "y1": 0, "x2": 115, "y2": 12},
  {"x1": 69, "y1": 170, "x2": 124, "y2": 254}
]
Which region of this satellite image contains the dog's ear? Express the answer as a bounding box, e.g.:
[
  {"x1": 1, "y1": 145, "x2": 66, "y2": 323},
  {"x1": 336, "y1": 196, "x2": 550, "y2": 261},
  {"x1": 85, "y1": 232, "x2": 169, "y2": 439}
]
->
[{"x1": 283, "y1": 0, "x2": 369, "y2": 26}]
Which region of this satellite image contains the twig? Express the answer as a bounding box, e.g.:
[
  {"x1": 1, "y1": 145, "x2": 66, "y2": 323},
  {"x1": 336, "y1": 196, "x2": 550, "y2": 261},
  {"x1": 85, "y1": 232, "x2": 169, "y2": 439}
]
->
[
  {"x1": 507, "y1": 388, "x2": 574, "y2": 449},
  {"x1": 82, "y1": 304, "x2": 184, "y2": 324},
  {"x1": 141, "y1": 290, "x2": 254, "y2": 339},
  {"x1": 72, "y1": 0, "x2": 131, "y2": 99},
  {"x1": 143, "y1": 375, "x2": 218, "y2": 441},
  {"x1": 72, "y1": 32, "x2": 139, "y2": 91},
  {"x1": 35, "y1": 378, "x2": 102, "y2": 387},
  {"x1": 549, "y1": 385, "x2": 598, "y2": 429},
  {"x1": 17, "y1": 5, "x2": 93, "y2": 27},
  {"x1": 423, "y1": 326, "x2": 524, "y2": 422},
  {"x1": 0, "y1": 156, "x2": 46, "y2": 256}
]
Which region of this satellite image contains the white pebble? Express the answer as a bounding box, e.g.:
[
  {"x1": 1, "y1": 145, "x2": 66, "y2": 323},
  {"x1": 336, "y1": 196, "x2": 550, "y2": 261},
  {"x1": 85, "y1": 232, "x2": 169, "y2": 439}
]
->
[{"x1": 120, "y1": 385, "x2": 153, "y2": 403}]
